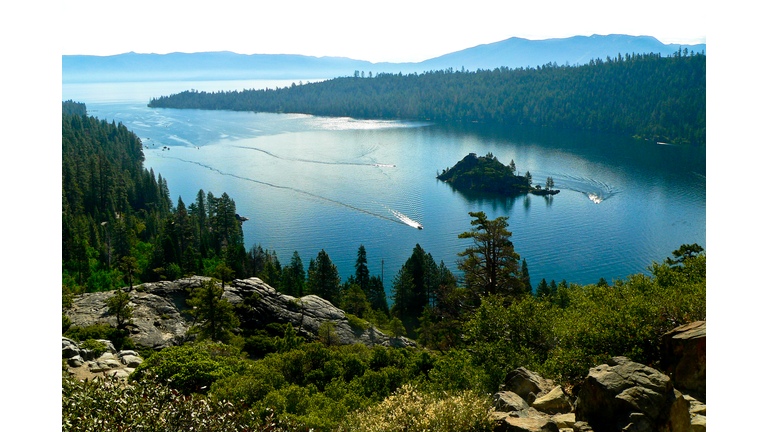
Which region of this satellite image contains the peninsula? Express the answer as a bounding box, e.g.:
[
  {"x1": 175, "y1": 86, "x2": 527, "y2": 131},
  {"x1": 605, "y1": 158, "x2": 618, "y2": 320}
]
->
[{"x1": 437, "y1": 152, "x2": 560, "y2": 196}]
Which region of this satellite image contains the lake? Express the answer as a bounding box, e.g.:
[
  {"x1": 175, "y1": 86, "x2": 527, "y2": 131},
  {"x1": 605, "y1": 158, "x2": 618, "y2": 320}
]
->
[{"x1": 63, "y1": 79, "x2": 706, "y2": 293}]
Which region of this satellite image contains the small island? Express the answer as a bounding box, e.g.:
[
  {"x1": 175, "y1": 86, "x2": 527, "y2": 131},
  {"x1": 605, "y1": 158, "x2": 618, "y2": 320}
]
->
[{"x1": 437, "y1": 152, "x2": 560, "y2": 196}]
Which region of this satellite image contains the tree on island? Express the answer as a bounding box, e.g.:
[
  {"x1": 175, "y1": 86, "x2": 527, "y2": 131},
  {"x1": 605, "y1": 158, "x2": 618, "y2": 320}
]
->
[
  {"x1": 546, "y1": 177, "x2": 555, "y2": 191},
  {"x1": 458, "y1": 211, "x2": 525, "y2": 298}
]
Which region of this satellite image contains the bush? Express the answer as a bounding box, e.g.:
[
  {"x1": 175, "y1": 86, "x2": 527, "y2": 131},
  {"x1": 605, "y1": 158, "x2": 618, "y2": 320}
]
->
[
  {"x1": 64, "y1": 324, "x2": 113, "y2": 342},
  {"x1": 427, "y1": 349, "x2": 490, "y2": 394},
  {"x1": 63, "y1": 373, "x2": 284, "y2": 432},
  {"x1": 80, "y1": 339, "x2": 108, "y2": 357},
  {"x1": 131, "y1": 342, "x2": 246, "y2": 394},
  {"x1": 339, "y1": 384, "x2": 494, "y2": 432},
  {"x1": 463, "y1": 294, "x2": 557, "y2": 391},
  {"x1": 64, "y1": 324, "x2": 135, "y2": 351},
  {"x1": 541, "y1": 257, "x2": 706, "y2": 382},
  {"x1": 210, "y1": 361, "x2": 287, "y2": 408},
  {"x1": 62, "y1": 314, "x2": 72, "y2": 333},
  {"x1": 345, "y1": 313, "x2": 370, "y2": 331}
]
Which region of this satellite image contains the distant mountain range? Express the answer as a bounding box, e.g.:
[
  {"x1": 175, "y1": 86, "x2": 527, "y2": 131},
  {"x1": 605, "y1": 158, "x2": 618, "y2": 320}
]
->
[{"x1": 62, "y1": 34, "x2": 705, "y2": 83}]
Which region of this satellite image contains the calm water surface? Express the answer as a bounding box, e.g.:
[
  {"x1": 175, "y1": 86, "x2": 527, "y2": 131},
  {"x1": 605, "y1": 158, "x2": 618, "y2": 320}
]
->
[{"x1": 63, "y1": 80, "x2": 706, "y2": 293}]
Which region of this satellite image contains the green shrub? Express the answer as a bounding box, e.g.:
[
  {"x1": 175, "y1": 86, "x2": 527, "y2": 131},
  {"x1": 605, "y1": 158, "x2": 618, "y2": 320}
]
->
[
  {"x1": 131, "y1": 342, "x2": 246, "y2": 394},
  {"x1": 463, "y1": 294, "x2": 557, "y2": 391},
  {"x1": 64, "y1": 324, "x2": 135, "y2": 351},
  {"x1": 339, "y1": 384, "x2": 494, "y2": 432},
  {"x1": 63, "y1": 373, "x2": 280, "y2": 432},
  {"x1": 427, "y1": 349, "x2": 490, "y2": 394},
  {"x1": 62, "y1": 314, "x2": 72, "y2": 333},
  {"x1": 210, "y1": 361, "x2": 288, "y2": 408},
  {"x1": 541, "y1": 257, "x2": 706, "y2": 383},
  {"x1": 80, "y1": 339, "x2": 108, "y2": 357},
  {"x1": 64, "y1": 324, "x2": 113, "y2": 342},
  {"x1": 345, "y1": 313, "x2": 370, "y2": 331}
]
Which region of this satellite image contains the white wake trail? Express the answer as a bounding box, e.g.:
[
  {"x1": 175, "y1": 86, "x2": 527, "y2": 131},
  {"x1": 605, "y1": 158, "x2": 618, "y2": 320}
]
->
[{"x1": 390, "y1": 209, "x2": 423, "y2": 230}]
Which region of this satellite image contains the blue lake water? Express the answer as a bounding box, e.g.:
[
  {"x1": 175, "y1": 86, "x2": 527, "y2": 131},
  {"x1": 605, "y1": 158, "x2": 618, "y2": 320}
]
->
[{"x1": 63, "y1": 80, "x2": 706, "y2": 293}]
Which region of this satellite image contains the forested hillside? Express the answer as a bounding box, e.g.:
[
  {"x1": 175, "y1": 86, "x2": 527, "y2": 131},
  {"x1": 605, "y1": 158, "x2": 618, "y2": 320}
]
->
[
  {"x1": 149, "y1": 52, "x2": 705, "y2": 145},
  {"x1": 61, "y1": 107, "x2": 247, "y2": 293},
  {"x1": 61, "y1": 105, "x2": 390, "y2": 320}
]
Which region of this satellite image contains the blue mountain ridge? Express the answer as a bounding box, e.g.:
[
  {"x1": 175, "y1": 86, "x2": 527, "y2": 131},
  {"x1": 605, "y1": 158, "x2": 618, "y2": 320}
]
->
[{"x1": 62, "y1": 34, "x2": 705, "y2": 83}]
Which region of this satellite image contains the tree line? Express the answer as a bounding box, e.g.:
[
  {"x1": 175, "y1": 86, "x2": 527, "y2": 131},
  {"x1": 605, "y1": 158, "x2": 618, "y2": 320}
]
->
[{"x1": 149, "y1": 52, "x2": 706, "y2": 145}]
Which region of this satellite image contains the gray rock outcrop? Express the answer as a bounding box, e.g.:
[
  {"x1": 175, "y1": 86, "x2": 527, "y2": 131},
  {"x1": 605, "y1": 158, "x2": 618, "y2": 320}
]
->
[
  {"x1": 575, "y1": 356, "x2": 690, "y2": 432},
  {"x1": 489, "y1": 346, "x2": 707, "y2": 432},
  {"x1": 494, "y1": 391, "x2": 530, "y2": 413},
  {"x1": 532, "y1": 385, "x2": 572, "y2": 414},
  {"x1": 502, "y1": 367, "x2": 556, "y2": 404},
  {"x1": 494, "y1": 415, "x2": 560, "y2": 432},
  {"x1": 225, "y1": 277, "x2": 415, "y2": 348},
  {"x1": 62, "y1": 337, "x2": 143, "y2": 381},
  {"x1": 661, "y1": 321, "x2": 706, "y2": 397},
  {"x1": 65, "y1": 276, "x2": 416, "y2": 351}
]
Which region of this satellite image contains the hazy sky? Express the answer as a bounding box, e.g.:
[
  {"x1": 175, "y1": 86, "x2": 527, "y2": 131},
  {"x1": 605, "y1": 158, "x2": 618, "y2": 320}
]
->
[{"x1": 60, "y1": 0, "x2": 707, "y2": 63}]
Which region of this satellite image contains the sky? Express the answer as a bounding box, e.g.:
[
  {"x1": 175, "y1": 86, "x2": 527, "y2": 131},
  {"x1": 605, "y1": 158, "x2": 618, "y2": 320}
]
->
[{"x1": 59, "y1": 0, "x2": 708, "y2": 63}]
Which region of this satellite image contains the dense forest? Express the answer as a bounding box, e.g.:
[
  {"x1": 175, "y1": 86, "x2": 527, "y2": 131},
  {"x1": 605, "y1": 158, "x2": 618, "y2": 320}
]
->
[
  {"x1": 62, "y1": 101, "x2": 706, "y2": 431},
  {"x1": 149, "y1": 51, "x2": 705, "y2": 145}
]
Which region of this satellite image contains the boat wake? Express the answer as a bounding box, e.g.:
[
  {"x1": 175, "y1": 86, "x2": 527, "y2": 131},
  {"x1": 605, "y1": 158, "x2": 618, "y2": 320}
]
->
[
  {"x1": 388, "y1": 208, "x2": 423, "y2": 230},
  {"x1": 552, "y1": 174, "x2": 619, "y2": 204},
  {"x1": 158, "y1": 155, "x2": 407, "y2": 225},
  {"x1": 233, "y1": 145, "x2": 394, "y2": 168}
]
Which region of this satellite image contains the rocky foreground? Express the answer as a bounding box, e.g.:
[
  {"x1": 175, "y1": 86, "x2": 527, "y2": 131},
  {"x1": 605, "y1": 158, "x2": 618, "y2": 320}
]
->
[
  {"x1": 486, "y1": 321, "x2": 706, "y2": 432},
  {"x1": 65, "y1": 276, "x2": 416, "y2": 350},
  {"x1": 63, "y1": 277, "x2": 705, "y2": 432}
]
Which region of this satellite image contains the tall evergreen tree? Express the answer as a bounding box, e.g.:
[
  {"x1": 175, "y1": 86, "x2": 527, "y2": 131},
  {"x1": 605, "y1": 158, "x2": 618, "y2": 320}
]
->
[
  {"x1": 187, "y1": 278, "x2": 239, "y2": 342},
  {"x1": 520, "y1": 259, "x2": 532, "y2": 294},
  {"x1": 281, "y1": 251, "x2": 305, "y2": 297},
  {"x1": 536, "y1": 278, "x2": 550, "y2": 298},
  {"x1": 307, "y1": 249, "x2": 341, "y2": 305},
  {"x1": 458, "y1": 211, "x2": 525, "y2": 298},
  {"x1": 367, "y1": 275, "x2": 389, "y2": 314},
  {"x1": 354, "y1": 245, "x2": 371, "y2": 294},
  {"x1": 390, "y1": 244, "x2": 439, "y2": 336}
]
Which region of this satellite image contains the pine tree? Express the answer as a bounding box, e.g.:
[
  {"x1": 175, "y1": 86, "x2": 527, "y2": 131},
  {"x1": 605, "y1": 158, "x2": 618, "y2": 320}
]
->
[
  {"x1": 307, "y1": 250, "x2": 341, "y2": 305},
  {"x1": 354, "y1": 245, "x2": 371, "y2": 294},
  {"x1": 536, "y1": 278, "x2": 550, "y2": 298},
  {"x1": 520, "y1": 259, "x2": 532, "y2": 294},
  {"x1": 282, "y1": 251, "x2": 305, "y2": 297},
  {"x1": 390, "y1": 244, "x2": 440, "y2": 336},
  {"x1": 106, "y1": 288, "x2": 133, "y2": 330},
  {"x1": 458, "y1": 211, "x2": 524, "y2": 298},
  {"x1": 187, "y1": 278, "x2": 239, "y2": 342}
]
